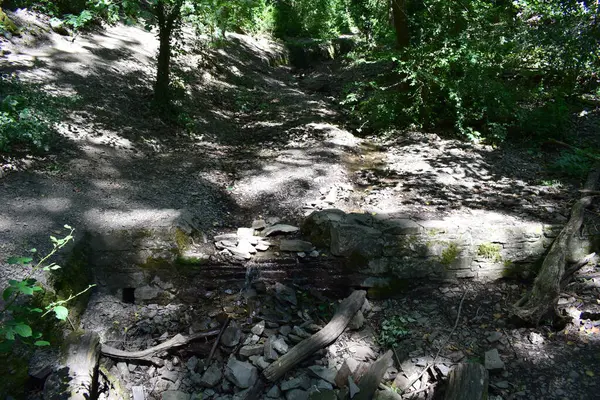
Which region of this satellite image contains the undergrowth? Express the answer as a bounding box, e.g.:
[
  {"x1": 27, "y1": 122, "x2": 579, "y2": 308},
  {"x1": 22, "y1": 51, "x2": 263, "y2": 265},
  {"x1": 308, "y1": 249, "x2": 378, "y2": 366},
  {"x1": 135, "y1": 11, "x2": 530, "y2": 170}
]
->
[{"x1": 0, "y1": 76, "x2": 78, "y2": 153}]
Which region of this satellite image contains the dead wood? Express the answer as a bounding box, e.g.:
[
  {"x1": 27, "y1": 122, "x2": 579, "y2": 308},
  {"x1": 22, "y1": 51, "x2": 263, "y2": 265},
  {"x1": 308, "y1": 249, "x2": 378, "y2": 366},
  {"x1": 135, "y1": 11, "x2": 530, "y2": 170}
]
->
[
  {"x1": 205, "y1": 317, "x2": 230, "y2": 369},
  {"x1": 45, "y1": 331, "x2": 100, "y2": 400},
  {"x1": 513, "y1": 164, "x2": 600, "y2": 325},
  {"x1": 101, "y1": 329, "x2": 220, "y2": 363},
  {"x1": 354, "y1": 350, "x2": 393, "y2": 400},
  {"x1": 444, "y1": 363, "x2": 488, "y2": 400},
  {"x1": 262, "y1": 290, "x2": 366, "y2": 382}
]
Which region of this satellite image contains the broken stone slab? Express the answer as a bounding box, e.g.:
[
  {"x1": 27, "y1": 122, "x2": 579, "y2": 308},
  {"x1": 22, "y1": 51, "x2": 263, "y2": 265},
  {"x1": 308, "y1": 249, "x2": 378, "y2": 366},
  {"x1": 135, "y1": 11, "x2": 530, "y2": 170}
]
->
[
  {"x1": 484, "y1": 349, "x2": 505, "y2": 371},
  {"x1": 275, "y1": 282, "x2": 298, "y2": 306},
  {"x1": 307, "y1": 366, "x2": 337, "y2": 385},
  {"x1": 486, "y1": 331, "x2": 502, "y2": 343},
  {"x1": 239, "y1": 344, "x2": 265, "y2": 357},
  {"x1": 264, "y1": 224, "x2": 300, "y2": 236},
  {"x1": 214, "y1": 233, "x2": 239, "y2": 241},
  {"x1": 237, "y1": 228, "x2": 255, "y2": 238},
  {"x1": 221, "y1": 322, "x2": 242, "y2": 347},
  {"x1": 252, "y1": 220, "x2": 267, "y2": 230},
  {"x1": 382, "y1": 219, "x2": 421, "y2": 235},
  {"x1": 132, "y1": 386, "x2": 145, "y2": 400},
  {"x1": 347, "y1": 310, "x2": 365, "y2": 331},
  {"x1": 255, "y1": 242, "x2": 270, "y2": 251},
  {"x1": 251, "y1": 321, "x2": 266, "y2": 336},
  {"x1": 264, "y1": 336, "x2": 279, "y2": 361},
  {"x1": 237, "y1": 239, "x2": 257, "y2": 254},
  {"x1": 266, "y1": 384, "x2": 282, "y2": 398},
  {"x1": 292, "y1": 326, "x2": 311, "y2": 338},
  {"x1": 200, "y1": 364, "x2": 223, "y2": 387},
  {"x1": 228, "y1": 247, "x2": 252, "y2": 260},
  {"x1": 309, "y1": 389, "x2": 337, "y2": 400},
  {"x1": 135, "y1": 285, "x2": 161, "y2": 301},
  {"x1": 272, "y1": 336, "x2": 289, "y2": 354},
  {"x1": 249, "y1": 355, "x2": 270, "y2": 370},
  {"x1": 280, "y1": 240, "x2": 315, "y2": 252},
  {"x1": 286, "y1": 389, "x2": 309, "y2": 400},
  {"x1": 281, "y1": 374, "x2": 311, "y2": 391},
  {"x1": 225, "y1": 358, "x2": 258, "y2": 389},
  {"x1": 335, "y1": 358, "x2": 360, "y2": 388},
  {"x1": 161, "y1": 391, "x2": 190, "y2": 400}
]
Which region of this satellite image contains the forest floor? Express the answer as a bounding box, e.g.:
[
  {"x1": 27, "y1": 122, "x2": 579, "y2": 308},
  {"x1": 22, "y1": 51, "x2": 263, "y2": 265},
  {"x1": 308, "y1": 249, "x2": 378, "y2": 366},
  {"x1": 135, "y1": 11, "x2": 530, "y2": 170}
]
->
[{"x1": 0, "y1": 10, "x2": 599, "y2": 400}]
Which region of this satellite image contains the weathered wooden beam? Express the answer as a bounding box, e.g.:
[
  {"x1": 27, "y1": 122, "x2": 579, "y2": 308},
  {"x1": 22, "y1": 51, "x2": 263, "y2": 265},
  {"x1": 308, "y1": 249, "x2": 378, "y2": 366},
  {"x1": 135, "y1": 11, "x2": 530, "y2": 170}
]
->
[
  {"x1": 101, "y1": 329, "x2": 220, "y2": 362},
  {"x1": 263, "y1": 290, "x2": 366, "y2": 382}
]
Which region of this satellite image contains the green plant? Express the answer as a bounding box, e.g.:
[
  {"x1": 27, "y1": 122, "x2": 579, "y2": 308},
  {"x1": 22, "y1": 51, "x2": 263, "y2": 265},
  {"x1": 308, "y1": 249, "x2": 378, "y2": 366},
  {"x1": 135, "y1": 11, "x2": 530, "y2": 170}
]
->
[
  {"x1": 440, "y1": 243, "x2": 460, "y2": 266},
  {"x1": 0, "y1": 76, "x2": 78, "y2": 153},
  {"x1": 0, "y1": 225, "x2": 94, "y2": 351},
  {"x1": 549, "y1": 150, "x2": 593, "y2": 178},
  {"x1": 379, "y1": 315, "x2": 411, "y2": 348},
  {"x1": 477, "y1": 243, "x2": 502, "y2": 262}
]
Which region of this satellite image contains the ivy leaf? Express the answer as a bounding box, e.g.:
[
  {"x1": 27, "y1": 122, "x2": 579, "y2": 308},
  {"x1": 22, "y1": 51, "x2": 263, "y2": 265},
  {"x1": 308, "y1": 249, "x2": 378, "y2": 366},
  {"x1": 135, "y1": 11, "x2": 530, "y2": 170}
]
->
[
  {"x1": 6, "y1": 256, "x2": 33, "y2": 265},
  {"x1": 53, "y1": 306, "x2": 68, "y2": 320},
  {"x1": 14, "y1": 324, "x2": 32, "y2": 338},
  {"x1": 34, "y1": 340, "x2": 50, "y2": 347}
]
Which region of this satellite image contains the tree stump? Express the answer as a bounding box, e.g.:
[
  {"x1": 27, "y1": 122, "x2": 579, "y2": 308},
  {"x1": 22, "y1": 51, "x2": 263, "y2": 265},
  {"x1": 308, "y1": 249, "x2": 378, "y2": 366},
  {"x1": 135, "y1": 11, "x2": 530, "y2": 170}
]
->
[
  {"x1": 44, "y1": 331, "x2": 100, "y2": 400},
  {"x1": 444, "y1": 363, "x2": 488, "y2": 400}
]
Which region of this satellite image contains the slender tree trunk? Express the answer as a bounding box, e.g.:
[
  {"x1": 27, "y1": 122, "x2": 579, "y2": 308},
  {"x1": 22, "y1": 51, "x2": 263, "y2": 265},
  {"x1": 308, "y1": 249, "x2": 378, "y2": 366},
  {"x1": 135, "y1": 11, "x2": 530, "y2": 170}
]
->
[
  {"x1": 391, "y1": 0, "x2": 409, "y2": 48},
  {"x1": 153, "y1": 0, "x2": 182, "y2": 105},
  {"x1": 155, "y1": 25, "x2": 172, "y2": 103}
]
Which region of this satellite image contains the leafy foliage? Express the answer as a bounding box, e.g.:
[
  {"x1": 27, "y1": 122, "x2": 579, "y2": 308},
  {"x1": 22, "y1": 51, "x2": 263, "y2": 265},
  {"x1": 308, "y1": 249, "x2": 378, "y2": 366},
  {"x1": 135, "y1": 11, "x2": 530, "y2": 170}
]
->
[
  {"x1": 379, "y1": 315, "x2": 412, "y2": 348},
  {"x1": 0, "y1": 76, "x2": 77, "y2": 153},
  {"x1": 0, "y1": 226, "x2": 95, "y2": 351},
  {"x1": 341, "y1": 0, "x2": 599, "y2": 143}
]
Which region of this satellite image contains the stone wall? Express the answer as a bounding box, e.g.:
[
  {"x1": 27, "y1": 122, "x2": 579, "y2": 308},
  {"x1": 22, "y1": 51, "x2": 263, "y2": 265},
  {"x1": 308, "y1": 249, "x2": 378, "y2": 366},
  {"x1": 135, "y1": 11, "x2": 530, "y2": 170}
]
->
[{"x1": 302, "y1": 209, "x2": 564, "y2": 288}]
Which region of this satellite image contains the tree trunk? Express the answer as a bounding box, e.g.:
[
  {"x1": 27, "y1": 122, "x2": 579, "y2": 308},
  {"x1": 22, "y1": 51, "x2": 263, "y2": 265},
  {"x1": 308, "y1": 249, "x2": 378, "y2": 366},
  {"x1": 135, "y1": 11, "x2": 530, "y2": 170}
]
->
[
  {"x1": 391, "y1": 0, "x2": 409, "y2": 48},
  {"x1": 153, "y1": 0, "x2": 183, "y2": 104},
  {"x1": 155, "y1": 25, "x2": 172, "y2": 103},
  {"x1": 513, "y1": 164, "x2": 600, "y2": 325}
]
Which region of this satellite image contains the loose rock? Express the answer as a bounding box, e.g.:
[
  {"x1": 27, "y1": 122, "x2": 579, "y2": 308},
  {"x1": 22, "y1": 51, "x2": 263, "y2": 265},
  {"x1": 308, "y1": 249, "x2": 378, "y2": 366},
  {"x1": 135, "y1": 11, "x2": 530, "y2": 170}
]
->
[{"x1": 225, "y1": 358, "x2": 258, "y2": 389}]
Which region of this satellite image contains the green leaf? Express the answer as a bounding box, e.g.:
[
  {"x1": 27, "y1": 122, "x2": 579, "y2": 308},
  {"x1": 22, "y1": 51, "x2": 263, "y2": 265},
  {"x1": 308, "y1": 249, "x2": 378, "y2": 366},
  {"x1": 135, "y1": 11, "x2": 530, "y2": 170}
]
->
[
  {"x1": 3, "y1": 287, "x2": 14, "y2": 301},
  {"x1": 50, "y1": 265, "x2": 61, "y2": 270},
  {"x1": 53, "y1": 306, "x2": 68, "y2": 320},
  {"x1": 6, "y1": 256, "x2": 33, "y2": 265},
  {"x1": 64, "y1": 224, "x2": 72, "y2": 229},
  {"x1": 29, "y1": 248, "x2": 37, "y2": 253},
  {"x1": 14, "y1": 324, "x2": 32, "y2": 338},
  {"x1": 34, "y1": 340, "x2": 50, "y2": 347}
]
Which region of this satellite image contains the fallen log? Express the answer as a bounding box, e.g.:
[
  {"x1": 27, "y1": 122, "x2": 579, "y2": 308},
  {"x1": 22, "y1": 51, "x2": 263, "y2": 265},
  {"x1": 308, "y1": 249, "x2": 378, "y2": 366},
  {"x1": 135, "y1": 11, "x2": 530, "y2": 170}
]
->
[
  {"x1": 101, "y1": 329, "x2": 220, "y2": 363},
  {"x1": 263, "y1": 290, "x2": 366, "y2": 382},
  {"x1": 513, "y1": 164, "x2": 600, "y2": 325},
  {"x1": 444, "y1": 363, "x2": 488, "y2": 400}
]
